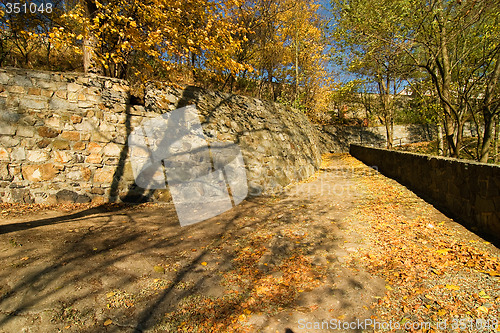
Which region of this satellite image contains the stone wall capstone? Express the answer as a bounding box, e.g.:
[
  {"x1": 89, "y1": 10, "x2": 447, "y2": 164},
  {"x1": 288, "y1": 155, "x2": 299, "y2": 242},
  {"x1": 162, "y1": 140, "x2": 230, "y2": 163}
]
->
[
  {"x1": 350, "y1": 144, "x2": 500, "y2": 243},
  {"x1": 0, "y1": 67, "x2": 322, "y2": 204}
]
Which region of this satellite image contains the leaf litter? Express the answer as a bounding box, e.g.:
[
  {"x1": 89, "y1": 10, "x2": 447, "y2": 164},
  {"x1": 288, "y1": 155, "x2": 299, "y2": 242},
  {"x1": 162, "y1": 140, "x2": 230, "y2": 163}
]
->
[{"x1": 341, "y1": 155, "x2": 500, "y2": 332}]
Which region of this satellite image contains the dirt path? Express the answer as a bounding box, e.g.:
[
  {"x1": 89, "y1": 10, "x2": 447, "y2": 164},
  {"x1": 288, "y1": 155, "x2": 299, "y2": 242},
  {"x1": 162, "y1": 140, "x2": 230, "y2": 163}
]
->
[{"x1": 0, "y1": 154, "x2": 498, "y2": 333}]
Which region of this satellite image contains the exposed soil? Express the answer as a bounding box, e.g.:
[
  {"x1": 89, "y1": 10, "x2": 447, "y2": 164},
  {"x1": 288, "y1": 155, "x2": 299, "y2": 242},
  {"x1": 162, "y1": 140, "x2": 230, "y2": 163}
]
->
[{"x1": 0, "y1": 154, "x2": 498, "y2": 333}]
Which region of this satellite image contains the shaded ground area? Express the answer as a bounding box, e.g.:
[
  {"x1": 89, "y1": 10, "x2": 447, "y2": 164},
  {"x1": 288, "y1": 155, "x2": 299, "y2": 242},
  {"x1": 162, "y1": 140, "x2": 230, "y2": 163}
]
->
[{"x1": 0, "y1": 154, "x2": 499, "y2": 332}]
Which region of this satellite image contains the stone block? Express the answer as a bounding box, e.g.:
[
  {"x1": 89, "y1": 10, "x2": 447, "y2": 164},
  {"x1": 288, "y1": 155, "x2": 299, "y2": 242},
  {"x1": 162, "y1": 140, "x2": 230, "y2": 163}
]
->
[
  {"x1": 37, "y1": 126, "x2": 60, "y2": 138},
  {"x1": 51, "y1": 140, "x2": 70, "y2": 150},
  {"x1": 17, "y1": 126, "x2": 34, "y2": 137},
  {"x1": 0, "y1": 123, "x2": 15, "y2": 135},
  {"x1": 73, "y1": 119, "x2": 95, "y2": 132},
  {"x1": 78, "y1": 100, "x2": 94, "y2": 108},
  {"x1": 11, "y1": 147, "x2": 26, "y2": 160},
  {"x1": 86, "y1": 94, "x2": 100, "y2": 102},
  {"x1": 94, "y1": 109, "x2": 104, "y2": 119},
  {"x1": 116, "y1": 114, "x2": 126, "y2": 124},
  {"x1": 0, "y1": 148, "x2": 8, "y2": 161},
  {"x1": 27, "y1": 150, "x2": 50, "y2": 162},
  {"x1": 55, "y1": 90, "x2": 67, "y2": 99},
  {"x1": 29, "y1": 71, "x2": 52, "y2": 80},
  {"x1": 494, "y1": 196, "x2": 500, "y2": 211},
  {"x1": 0, "y1": 72, "x2": 10, "y2": 84},
  {"x1": 0, "y1": 137, "x2": 19, "y2": 149},
  {"x1": 76, "y1": 194, "x2": 91, "y2": 203},
  {"x1": 72, "y1": 153, "x2": 85, "y2": 163},
  {"x1": 41, "y1": 89, "x2": 54, "y2": 98},
  {"x1": 475, "y1": 196, "x2": 495, "y2": 213},
  {"x1": 20, "y1": 137, "x2": 36, "y2": 150},
  {"x1": 93, "y1": 167, "x2": 115, "y2": 183},
  {"x1": 56, "y1": 189, "x2": 78, "y2": 203},
  {"x1": 49, "y1": 96, "x2": 74, "y2": 110},
  {"x1": 92, "y1": 196, "x2": 107, "y2": 204},
  {"x1": 88, "y1": 142, "x2": 102, "y2": 154},
  {"x1": 19, "y1": 114, "x2": 36, "y2": 126},
  {"x1": 45, "y1": 116, "x2": 60, "y2": 128},
  {"x1": 33, "y1": 192, "x2": 49, "y2": 204},
  {"x1": 61, "y1": 131, "x2": 80, "y2": 141},
  {"x1": 67, "y1": 82, "x2": 81, "y2": 92},
  {"x1": 20, "y1": 98, "x2": 47, "y2": 110},
  {"x1": 130, "y1": 105, "x2": 145, "y2": 115},
  {"x1": 67, "y1": 92, "x2": 79, "y2": 102},
  {"x1": 86, "y1": 153, "x2": 102, "y2": 164},
  {"x1": 73, "y1": 141, "x2": 86, "y2": 150},
  {"x1": 82, "y1": 167, "x2": 91, "y2": 181},
  {"x1": 11, "y1": 188, "x2": 34, "y2": 203},
  {"x1": 22, "y1": 163, "x2": 62, "y2": 182},
  {"x1": 90, "y1": 132, "x2": 111, "y2": 143},
  {"x1": 0, "y1": 110, "x2": 21, "y2": 123},
  {"x1": 104, "y1": 157, "x2": 119, "y2": 165},
  {"x1": 28, "y1": 88, "x2": 41, "y2": 96},
  {"x1": 66, "y1": 169, "x2": 83, "y2": 181},
  {"x1": 112, "y1": 83, "x2": 129, "y2": 93},
  {"x1": 71, "y1": 115, "x2": 83, "y2": 123},
  {"x1": 76, "y1": 76, "x2": 90, "y2": 85},
  {"x1": 53, "y1": 151, "x2": 72, "y2": 163},
  {"x1": 8, "y1": 85, "x2": 25, "y2": 94},
  {"x1": 98, "y1": 121, "x2": 116, "y2": 132},
  {"x1": 0, "y1": 163, "x2": 12, "y2": 181},
  {"x1": 104, "y1": 113, "x2": 118, "y2": 123},
  {"x1": 8, "y1": 164, "x2": 21, "y2": 180},
  {"x1": 103, "y1": 143, "x2": 121, "y2": 156},
  {"x1": 91, "y1": 187, "x2": 104, "y2": 194}
]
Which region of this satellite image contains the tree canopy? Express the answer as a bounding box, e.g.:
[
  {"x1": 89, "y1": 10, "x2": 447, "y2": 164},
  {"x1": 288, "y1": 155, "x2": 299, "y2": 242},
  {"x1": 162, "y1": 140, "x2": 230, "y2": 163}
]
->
[
  {"x1": 329, "y1": 0, "x2": 500, "y2": 161},
  {"x1": 0, "y1": 0, "x2": 333, "y2": 120}
]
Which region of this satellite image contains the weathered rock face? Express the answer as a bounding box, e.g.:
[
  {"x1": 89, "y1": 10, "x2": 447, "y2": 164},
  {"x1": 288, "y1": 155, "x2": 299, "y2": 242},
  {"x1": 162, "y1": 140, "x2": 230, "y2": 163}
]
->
[{"x1": 0, "y1": 68, "x2": 322, "y2": 203}]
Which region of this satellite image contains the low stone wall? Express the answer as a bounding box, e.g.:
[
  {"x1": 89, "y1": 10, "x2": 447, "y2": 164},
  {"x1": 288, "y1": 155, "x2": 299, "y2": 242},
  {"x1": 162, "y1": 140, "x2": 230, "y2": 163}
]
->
[
  {"x1": 321, "y1": 124, "x2": 437, "y2": 152},
  {"x1": 350, "y1": 144, "x2": 500, "y2": 242},
  {"x1": 0, "y1": 67, "x2": 322, "y2": 203}
]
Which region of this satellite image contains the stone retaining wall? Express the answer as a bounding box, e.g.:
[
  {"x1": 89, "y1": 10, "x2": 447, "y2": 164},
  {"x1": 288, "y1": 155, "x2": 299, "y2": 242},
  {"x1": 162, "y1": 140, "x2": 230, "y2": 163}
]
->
[
  {"x1": 350, "y1": 144, "x2": 500, "y2": 242},
  {"x1": 0, "y1": 67, "x2": 322, "y2": 203},
  {"x1": 144, "y1": 83, "x2": 322, "y2": 197}
]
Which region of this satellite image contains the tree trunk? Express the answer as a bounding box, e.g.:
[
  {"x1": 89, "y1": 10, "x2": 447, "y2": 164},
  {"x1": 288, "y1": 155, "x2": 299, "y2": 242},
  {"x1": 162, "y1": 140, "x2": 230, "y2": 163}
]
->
[
  {"x1": 437, "y1": 124, "x2": 444, "y2": 156},
  {"x1": 385, "y1": 116, "x2": 393, "y2": 149},
  {"x1": 455, "y1": 119, "x2": 464, "y2": 158},
  {"x1": 443, "y1": 113, "x2": 456, "y2": 157},
  {"x1": 46, "y1": 41, "x2": 51, "y2": 68},
  {"x1": 377, "y1": 76, "x2": 393, "y2": 149},
  {"x1": 479, "y1": 48, "x2": 500, "y2": 163},
  {"x1": 479, "y1": 109, "x2": 495, "y2": 163},
  {"x1": 494, "y1": 115, "x2": 499, "y2": 163},
  {"x1": 83, "y1": 0, "x2": 98, "y2": 74},
  {"x1": 434, "y1": 12, "x2": 461, "y2": 158},
  {"x1": 83, "y1": 38, "x2": 91, "y2": 74},
  {"x1": 471, "y1": 106, "x2": 482, "y2": 160},
  {"x1": 295, "y1": 28, "x2": 299, "y2": 103}
]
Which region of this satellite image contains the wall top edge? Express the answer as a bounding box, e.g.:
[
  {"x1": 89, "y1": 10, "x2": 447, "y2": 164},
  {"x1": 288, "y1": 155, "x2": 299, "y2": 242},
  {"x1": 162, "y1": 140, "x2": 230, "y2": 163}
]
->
[
  {"x1": 350, "y1": 144, "x2": 500, "y2": 169},
  {"x1": 0, "y1": 66, "x2": 128, "y2": 85}
]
